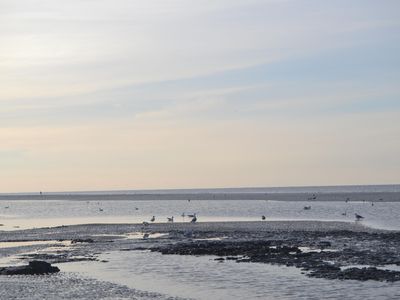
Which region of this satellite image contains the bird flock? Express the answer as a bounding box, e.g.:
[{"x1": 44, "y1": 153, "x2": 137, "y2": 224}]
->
[
  {"x1": 259, "y1": 195, "x2": 384, "y2": 222},
  {"x1": 35, "y1": 193, "x2": 385, "y2": 234}
]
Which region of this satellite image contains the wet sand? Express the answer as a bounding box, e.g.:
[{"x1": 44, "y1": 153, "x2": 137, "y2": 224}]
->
[
  {"x1": 0, "y1": 220, "x2": 385, "y2": 242},
  {"x1": 1, "y1": 220, "x2": 399, "y2": 299}
]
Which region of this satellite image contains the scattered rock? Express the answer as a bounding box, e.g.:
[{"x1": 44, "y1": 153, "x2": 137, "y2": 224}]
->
[
  {"x1": 71, "y1": 238, "x2": 94, "y2": 244},
  {"x1": 150, "y1": 238, "x2": 400, "y2": 282},
  {"x1": 309, "y1": 267, "x2": 400, "y2": 282},
  {"x1": 0, "y1": 261, "x2": 60, "y2": 275}
]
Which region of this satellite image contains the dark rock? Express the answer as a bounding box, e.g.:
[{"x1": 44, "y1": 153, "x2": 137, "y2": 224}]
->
[
  {"x1": 226, "y1": 256, "x2": 239, "y2": 260},
  {"x1": 309, "y1": 267, "x2": 400, "y2": 282},
  {"x1": 71, "y1": 238, "x2": 94, "y2": 244},
  {"x1": 0, "y1": 261, "x2": 60, "y2": 275},
  {"x1": 318, "y1": 241, "x2": 332, "y2": 248},
  {"x1": 150, "y1": 236, "x2": 400, "y2": 282}
]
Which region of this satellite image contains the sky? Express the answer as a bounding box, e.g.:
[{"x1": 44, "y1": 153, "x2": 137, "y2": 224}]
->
[{"x1": 1, "y1": 0, "x2": 400, "y2": 192}]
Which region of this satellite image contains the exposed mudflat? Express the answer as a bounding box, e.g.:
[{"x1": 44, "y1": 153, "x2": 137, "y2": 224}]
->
[
  {"x1": 1, "y1": 220, "x2": 399, "y2": 298},
  {"x1": 0, "y1": 273, "x2": 186, "y2": 300}
]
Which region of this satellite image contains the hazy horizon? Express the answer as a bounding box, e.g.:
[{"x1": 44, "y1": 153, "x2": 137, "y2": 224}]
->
[
  {"x1": 1, "y1": 183, "x2": 400, "y2": 196},
  {"x1": 1, "y1": 1, "x2": 400, "y2": 193}
]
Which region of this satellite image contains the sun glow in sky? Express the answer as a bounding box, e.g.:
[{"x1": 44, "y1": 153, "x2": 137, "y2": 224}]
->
[{"x1": 1, "y1": 0, "x2": 400, "y2": 192}]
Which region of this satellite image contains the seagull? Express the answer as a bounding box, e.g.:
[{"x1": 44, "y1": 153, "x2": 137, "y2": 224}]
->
[
  {"x1": 143, "y1": 233, "x2": 150, "y2": 239},
  {"x1": 303, "y1": 206, "x2": 311, "y2": 210},
  {"x1": 355, "y1": 213, "x2": 364, "y2": 221},
  {"x1": 150, "y1": 216, "x2": 155, "y2": 222},
  {"x1": 190, "y1": 215, "x2": 197, "y2": 223},
  {"x1": 167, "y1": 216, "x2": 174, "y2": 223},
  {"x1": 261, "y1": 215, "x2": 266, "y2": 220}
]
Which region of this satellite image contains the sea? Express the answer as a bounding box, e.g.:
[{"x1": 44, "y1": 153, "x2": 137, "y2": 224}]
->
[
  {"x1": 0, "y1": 184, "x2": 400, "y2": 231},
  {"x1": 1, "y1": 184, "x2": 400, "y2": 299}
]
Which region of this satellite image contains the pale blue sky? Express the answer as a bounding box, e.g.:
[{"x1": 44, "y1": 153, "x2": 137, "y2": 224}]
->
[{"x1": 1, "y1": 0, "x2": 399, "y2": 192}]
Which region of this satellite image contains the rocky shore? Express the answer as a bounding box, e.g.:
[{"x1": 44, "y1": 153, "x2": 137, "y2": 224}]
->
[
  {"x1": 150, "y1": 236, "x2": 400, "y2": 282},
  {"x1": 1, "y1": 221, "x2": 400, "y2": 283}
]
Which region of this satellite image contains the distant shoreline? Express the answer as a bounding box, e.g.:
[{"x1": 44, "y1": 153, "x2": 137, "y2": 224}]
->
[
  {"x1": 0, "y1": 191, "x2": 400, "y2": 202},
  {"x1": 1, "y1": 184, "x2": 399, "y2": 197}
]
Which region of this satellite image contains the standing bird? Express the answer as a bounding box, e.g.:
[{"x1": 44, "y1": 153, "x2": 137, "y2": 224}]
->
[
  {"x1": 150, "y1": 216, "x2": 155, "y2": 222},
  {"x1": 307, "y1": 194, "x2": 317, "y2": 200},
  {"x1": 190, "y1": 214, "x2": 197, "y2": 223},
  {"x1": 355, "y1": 213, "x2": 364, "y2": 221},
  {"x1": 167, "y1": 216, "x2": 174, "y2": 223},
  {"x1": 261, "y1": 215, "x2": 266, "y2": 220}
]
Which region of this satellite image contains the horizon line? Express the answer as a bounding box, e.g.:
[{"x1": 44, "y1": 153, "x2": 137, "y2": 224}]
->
[{"x1": 1, "y1": 183, "x2": 399, "y2": 196}]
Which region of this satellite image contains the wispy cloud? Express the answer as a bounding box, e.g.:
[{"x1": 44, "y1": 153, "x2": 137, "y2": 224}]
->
[{"x1": 1, "y1": 0, "x2": 400, "y2": 191}]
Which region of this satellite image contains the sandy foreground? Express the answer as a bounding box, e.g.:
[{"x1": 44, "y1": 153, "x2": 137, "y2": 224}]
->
[{"x1": 0, "y1": 221, "x2": 399, "y2": 299}]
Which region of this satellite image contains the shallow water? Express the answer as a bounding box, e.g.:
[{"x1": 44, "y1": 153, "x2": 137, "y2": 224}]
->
[
  {"x1": 0, "y1": 198, "x2": 400, "y2": 230},
  {"x1": 61, "y1": 250, "x2": 400, "y2": 300},
  {"x1": 0, "y1": 240, "x2": 71, "y2": 249}
]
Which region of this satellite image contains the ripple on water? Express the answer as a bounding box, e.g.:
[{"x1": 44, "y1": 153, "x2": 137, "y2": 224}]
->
[{"x1": 61, "y1": 250, "x2": 400, "y2": 300}]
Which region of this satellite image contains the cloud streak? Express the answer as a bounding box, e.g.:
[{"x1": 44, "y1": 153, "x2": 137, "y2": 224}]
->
[{"x1": 1, "y1": 0, "x2": 399, "y2": 191}]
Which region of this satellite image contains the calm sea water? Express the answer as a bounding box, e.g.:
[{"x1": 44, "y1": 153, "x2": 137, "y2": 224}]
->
[
  {"x1": 61, "y1": 251, "x2": 400, "y2": 300},
  {"x1": 0, "y1": 185, "x2": 400, "y2": 230}
]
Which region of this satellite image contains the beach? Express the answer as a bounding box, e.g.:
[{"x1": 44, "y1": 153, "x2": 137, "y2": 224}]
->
[
  {"x1": 1, "y1": 187, "x2": 400, "y2": 299},
  {"x1": 1, "y1": 220, "x2": 400, "y2": 299}
]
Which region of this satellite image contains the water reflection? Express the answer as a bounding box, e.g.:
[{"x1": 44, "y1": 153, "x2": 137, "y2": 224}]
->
[
  {"x1": 0, "y1": 199, "x2": 399, "y2": 230},
  {"x1": 61, "y1": 250, "x2": 400, "y2": 300}
]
